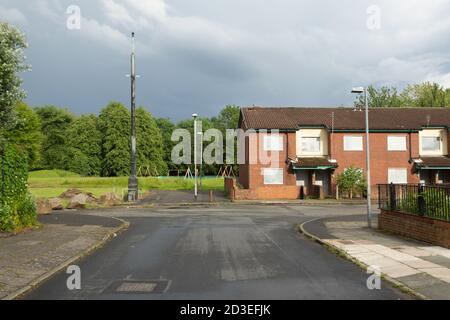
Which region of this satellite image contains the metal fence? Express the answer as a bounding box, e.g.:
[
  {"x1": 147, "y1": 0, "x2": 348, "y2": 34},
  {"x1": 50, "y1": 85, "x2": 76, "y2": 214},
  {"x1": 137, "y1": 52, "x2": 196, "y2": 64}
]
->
[{"x1": 378, "y1": 184, "x2": 450, "y2": 222}]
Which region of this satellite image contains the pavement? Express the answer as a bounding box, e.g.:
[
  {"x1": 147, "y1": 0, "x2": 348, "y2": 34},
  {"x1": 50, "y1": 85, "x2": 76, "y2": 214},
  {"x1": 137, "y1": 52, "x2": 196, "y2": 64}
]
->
[
  {"x1": 300, "y1": 214, "x2": 450, "y2": 300},
  {"x1": 0, "y1": 212, "x2": 128, "y2": 300},
  {"x1": 22, "y1": 205, "x2": 410, "y2": 300},
  {"x1": 138, "y1": 190, "x2": 367, "y2": 206},
  {"x1": 139, "y1": 189, "x2": 230, "y2": 205}
]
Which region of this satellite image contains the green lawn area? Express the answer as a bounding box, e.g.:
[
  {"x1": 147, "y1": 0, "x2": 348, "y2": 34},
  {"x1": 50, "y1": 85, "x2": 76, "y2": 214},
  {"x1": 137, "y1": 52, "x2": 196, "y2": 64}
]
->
[{"x1": 28, "y1": 170, "x2": 224, "y2": 199}]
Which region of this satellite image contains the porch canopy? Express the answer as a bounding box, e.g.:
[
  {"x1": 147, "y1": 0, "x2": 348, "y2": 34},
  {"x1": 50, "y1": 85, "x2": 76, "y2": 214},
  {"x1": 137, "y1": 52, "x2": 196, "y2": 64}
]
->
[
  {"x1": 413, "y1": 156, "x2": 450, "y2": 170},
  {"x1": 291, "y1": 157, "x2": 338, "y2": 170}
]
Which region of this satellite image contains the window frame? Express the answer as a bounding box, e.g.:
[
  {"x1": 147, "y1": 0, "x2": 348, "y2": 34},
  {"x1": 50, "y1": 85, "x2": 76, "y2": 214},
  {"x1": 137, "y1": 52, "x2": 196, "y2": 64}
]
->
[
  {"x1": 263, "y1": 135, "x2": 284, "y2": 151},
  {"x1": 388, "y1": 168, "x2": 408, "y2": 184},
  {"x1": 421, "y1": 136, "x2": 441, "y2": 152},
  {"x1": 301, "y1": 137, "x2": 321, "y2": 153},
  {"x1": 387, "y1": 136, "x2": 407, "y2": 151},
  {"x1": 263, "y1": 168, "x2": 284, "y2": 185},
  {"x1": 343, "y1": 136, "x2": 363, "y2": 151}
]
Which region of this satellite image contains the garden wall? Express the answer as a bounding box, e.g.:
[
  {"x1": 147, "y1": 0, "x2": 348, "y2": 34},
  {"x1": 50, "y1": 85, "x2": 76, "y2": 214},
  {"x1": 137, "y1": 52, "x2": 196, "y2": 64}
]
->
[
  {"x1": 379, "y1": 209, "x2": 450, "y2": 248},
  {"x1": 224, "y1": 177, "x2": 300, "y2": 201}
]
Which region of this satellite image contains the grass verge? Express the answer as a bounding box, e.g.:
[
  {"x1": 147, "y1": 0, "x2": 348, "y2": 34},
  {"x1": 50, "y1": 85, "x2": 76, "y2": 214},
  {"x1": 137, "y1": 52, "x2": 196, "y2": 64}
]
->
[{"x1": 28, "y1": 170, "x2": 224, "y2": 199}]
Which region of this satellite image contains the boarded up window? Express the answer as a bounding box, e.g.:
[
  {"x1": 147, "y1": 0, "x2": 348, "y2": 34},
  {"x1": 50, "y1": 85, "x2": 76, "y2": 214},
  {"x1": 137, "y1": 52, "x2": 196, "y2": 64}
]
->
[
  {"x1": 344, "y1": 136, "x2": 363, "y2": 151},
  {"x1": 387, "y1": 136, "x2": 407, "y2": 151},
  {"x1": 388, "y1": 168, "x2": 407, "y2": 184},
  {"x1": 263, "y1": 135, "x2": 283, "y2": 151},
  {"x1": 263, "y1": 168, "x2": 283, "y2": 185}
]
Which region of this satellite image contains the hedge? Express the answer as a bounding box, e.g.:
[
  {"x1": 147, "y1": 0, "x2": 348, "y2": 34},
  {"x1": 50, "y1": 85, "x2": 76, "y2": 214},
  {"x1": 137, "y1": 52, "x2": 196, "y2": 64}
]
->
[{"x1": 0, "y1": 144, "x2": 37, "y2": 231}]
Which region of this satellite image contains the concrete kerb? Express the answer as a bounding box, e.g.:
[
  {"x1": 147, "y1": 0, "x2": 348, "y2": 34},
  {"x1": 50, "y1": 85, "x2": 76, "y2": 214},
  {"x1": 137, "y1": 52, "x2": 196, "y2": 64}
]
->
[
  {"x1": 298, "y1": 218, "x2": 428, "y2": 300},
  {"x1": 118, "y1": 200, "x2": 368, "y2": 209},
  {"x1": 2, "y1": 217, "x2": 130, "y2": 300}
]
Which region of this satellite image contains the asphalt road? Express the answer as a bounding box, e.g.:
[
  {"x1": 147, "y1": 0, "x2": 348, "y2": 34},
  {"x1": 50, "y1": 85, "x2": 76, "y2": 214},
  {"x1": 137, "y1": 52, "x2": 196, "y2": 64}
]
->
[{"x1": 24, "y1": 205, "x2": 410, "y2": 300}]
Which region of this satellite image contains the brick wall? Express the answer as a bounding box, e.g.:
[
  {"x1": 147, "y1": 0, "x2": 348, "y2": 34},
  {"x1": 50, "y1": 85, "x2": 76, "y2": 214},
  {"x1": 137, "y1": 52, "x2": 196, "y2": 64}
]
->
[
  {"x1": 238, "y1": 130, "x2": 426, "y2": 200},
  {"x1": 239, "y1": 131, "x2": 297, "y2": 191},
  {"x1": 225, "y1": 177, "x2": 300, "y2": 200},
  {"x1": 331, "y1": 132, "x2": 420, "y2": 198},
  {"x1": 379, "y1": 210, "x2": 450, "y2": 248}
]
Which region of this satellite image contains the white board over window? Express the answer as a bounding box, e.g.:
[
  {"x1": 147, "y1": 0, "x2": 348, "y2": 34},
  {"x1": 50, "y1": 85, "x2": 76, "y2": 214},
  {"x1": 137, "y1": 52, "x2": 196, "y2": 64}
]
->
[
  {"x1": 388, "y1": 168, "x2": 408, "y2": 184},
  {"x1": 388, "y1": 136, "x2": 407, "y2": 151},
  {"x1": 301, "y1": 137, "x2": 320, "y2": 153},
  {"x1": 263, "y1": 135, "x2": 283, "y2": 151},
  {"x1": 344, "y1": 136, "x2": 363, "y2": 151},
  {"x1": 263, "y1": 168, "x2": 283, "y2": 185}
]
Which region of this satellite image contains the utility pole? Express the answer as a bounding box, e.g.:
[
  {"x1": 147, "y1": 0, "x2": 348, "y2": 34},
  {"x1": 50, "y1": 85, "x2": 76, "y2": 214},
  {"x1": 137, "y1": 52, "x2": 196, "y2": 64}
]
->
[
  {"x1": 192, "y1": 113, "x2": 198, "y2": 200},
  {"x1": 128, "y1": 32, "x2": 138, "y2": 201},
  {"x1": 351, "y1": 87, "x2": 372, "y2": 228},
  {"x1": 364, "y1": 89, "x2": 372, "y2": 228}
]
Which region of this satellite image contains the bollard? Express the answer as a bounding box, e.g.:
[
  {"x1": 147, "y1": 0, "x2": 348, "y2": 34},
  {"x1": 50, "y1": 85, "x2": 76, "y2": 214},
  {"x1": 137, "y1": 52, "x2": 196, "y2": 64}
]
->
[{"x1": 209, "y1": 190, "x2": 213, "y2": 203}]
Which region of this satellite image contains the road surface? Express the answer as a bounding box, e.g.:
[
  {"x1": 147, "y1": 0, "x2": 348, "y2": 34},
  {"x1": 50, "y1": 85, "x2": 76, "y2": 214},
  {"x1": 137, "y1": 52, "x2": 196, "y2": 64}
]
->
[{"x1": 24, "y1": 205, "x2": 410, "y2": 300}]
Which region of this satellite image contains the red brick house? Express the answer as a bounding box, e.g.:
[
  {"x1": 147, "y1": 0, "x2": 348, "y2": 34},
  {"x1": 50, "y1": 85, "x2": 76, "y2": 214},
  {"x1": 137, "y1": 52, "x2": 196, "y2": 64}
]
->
[{"x1": 233, "y1": 107, "x2": 450, "y2": 200}]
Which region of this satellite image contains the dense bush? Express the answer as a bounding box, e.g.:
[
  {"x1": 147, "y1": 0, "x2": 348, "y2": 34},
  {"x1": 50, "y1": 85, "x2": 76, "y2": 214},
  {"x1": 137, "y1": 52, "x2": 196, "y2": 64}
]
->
[
  {"x1": 336, "y1": 167, "x2": 367, "y2": 199},
  {"x1": 0, "y1": 144, "x2": 37, "y2": 231}
]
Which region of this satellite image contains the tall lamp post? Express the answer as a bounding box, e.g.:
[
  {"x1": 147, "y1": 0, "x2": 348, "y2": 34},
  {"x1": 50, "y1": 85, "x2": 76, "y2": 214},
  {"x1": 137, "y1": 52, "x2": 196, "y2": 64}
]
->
[
  {"x1": 128, "y1": 32, "x2": 138, "y2": 201},
  {"x1": 192, "y1": 113, "x2": 198, "y2": 200},
  {"x1": 198, "y1": 131, "x2": 203, "y2": 192},
  {"x1": 351, "y1": 87, "x2": 372, "y2": 228}
]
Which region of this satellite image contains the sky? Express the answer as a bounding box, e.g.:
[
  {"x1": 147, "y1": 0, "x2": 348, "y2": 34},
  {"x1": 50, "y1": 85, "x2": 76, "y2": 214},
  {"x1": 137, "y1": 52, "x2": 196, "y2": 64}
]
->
[{"x1": 1, "y1": 0, "x2": 450, "y2": 121}]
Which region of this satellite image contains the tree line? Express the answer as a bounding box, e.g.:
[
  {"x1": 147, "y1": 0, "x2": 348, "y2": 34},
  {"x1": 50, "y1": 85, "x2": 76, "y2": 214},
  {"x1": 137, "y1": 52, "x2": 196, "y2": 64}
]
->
[
  {"x1": 4, "y1": 101, "x2": 240, "y2": 177},
  {"x1": 354, "y1": 82, "x2": 450, "y2": 108}
]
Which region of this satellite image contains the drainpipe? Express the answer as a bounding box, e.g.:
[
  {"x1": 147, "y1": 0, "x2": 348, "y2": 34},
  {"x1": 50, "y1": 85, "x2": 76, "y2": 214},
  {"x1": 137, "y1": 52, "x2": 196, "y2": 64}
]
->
[{"x1": 408, "y1": 132, "x2": 413, "y2": 162}]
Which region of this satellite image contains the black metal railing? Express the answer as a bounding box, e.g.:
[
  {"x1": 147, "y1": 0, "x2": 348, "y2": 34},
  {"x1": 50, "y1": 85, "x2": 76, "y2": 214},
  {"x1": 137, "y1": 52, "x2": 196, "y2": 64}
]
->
[{"x1": 378, "y1": 183, "x2": 450, "y2": 222}]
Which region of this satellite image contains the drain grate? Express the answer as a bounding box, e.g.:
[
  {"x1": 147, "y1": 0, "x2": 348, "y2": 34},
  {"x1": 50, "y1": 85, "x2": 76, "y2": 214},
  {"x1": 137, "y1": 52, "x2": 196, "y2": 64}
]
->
[
  {"x1": 116, "y1": 282, "x2": 157, "y2": 293},
  {"x1": 104, "y1": 280, "x2": 170, "y2": 294}
]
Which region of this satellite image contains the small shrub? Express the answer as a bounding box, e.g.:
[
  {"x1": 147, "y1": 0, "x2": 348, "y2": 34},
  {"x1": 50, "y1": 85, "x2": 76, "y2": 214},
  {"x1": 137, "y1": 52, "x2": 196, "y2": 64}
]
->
[
  {"x1": 0, "y1": 204, "x2": 15, "y2": 232},
  {"x1": 336, "y1": 167, "x2": 367, "y2": 199},
  {"x1": 18, "y1": 194, "x2": 37, "y2": 227}
]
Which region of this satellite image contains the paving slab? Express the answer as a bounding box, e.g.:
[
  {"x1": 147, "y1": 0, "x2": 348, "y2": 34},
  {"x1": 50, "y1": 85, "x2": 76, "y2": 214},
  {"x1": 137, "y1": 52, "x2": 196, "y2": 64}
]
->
[
  {"x1": 0, "y1": 212, "x2": 126, "y2": 299},
  {"x1": 302, "y1": 214, "x2": 450, "y2": 300}
]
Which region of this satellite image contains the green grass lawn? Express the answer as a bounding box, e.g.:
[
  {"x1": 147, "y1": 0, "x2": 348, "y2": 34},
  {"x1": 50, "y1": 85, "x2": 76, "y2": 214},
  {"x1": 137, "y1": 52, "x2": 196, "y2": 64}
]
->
[{"x1": 28, "y1": 170, "x2": 224, "y2": 199}]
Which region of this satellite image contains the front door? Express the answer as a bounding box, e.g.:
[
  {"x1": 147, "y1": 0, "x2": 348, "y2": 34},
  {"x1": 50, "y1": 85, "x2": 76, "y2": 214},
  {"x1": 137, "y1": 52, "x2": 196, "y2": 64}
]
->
[{"x1": 314, "y1": 170, "x2": 330, "y2": 196}]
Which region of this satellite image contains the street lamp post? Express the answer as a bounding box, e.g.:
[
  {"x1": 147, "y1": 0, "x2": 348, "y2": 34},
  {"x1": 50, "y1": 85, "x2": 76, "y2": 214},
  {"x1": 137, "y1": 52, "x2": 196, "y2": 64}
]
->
[
  {"x1": 192, "y1": 113, "x2": 198, "y2": 200},
  {"x1": 351, "y1": 87, "x2": 372, "y2": 228},
  {"x1": 128, "y1": 32, "x2": 138, "y2": 201},
  {"x1": 198, "y1": 131, "x2": 203, "y2": 192}
]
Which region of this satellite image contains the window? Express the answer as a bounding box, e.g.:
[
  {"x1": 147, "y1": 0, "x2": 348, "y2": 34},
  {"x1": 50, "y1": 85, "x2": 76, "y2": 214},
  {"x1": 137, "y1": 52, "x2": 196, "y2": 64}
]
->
[
  {"x1": 301, "y1": 137, "x2": 320, "y2": 153},
  {"x1": 263, "y1": 168, "x2": 283, "y2": 185},
  {"x1": 344, "y1": 136, "x2": 363, "y2": 151},
  {"x1": 263, "y1": 135, "x2": 283, "y2": 151},
  {"x1": 388, "y1": 168, "x2": 407, "y2": 184},
  {"x1": 388, "y1": 136, "x2": 407, "y2": 151},
  {"x1": 422, "y1": 136, "x2": 440, "y2": 151}
]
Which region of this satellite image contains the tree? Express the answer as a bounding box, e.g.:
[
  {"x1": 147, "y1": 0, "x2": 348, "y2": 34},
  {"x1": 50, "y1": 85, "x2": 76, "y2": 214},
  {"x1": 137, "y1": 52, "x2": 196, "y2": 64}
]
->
[
  {"x1": 212, "y1": 105, "x2": 241, "y2": 131},
  {"x1": 176, "y1": 117, "x2": 218, "y2": 175},
  {"x1": 136, "y1": 107, "x2": 167, "y2": 176},
  {"x1": 0, "y1": 22, "x2": 30, "y2": 137},
  {"x1": 400, "y1": 82, "x2": 448, "y2": 108},
  {"x1": 4, "y1": 102, "x2": 42, "y2": 168},
  {"x1": 211, "y1": 105, "x2": 241, "y2": 174},
  {"x1": 35, "y1": 106, "x2": 74, "y2": 170},
  {"x1": 156, "y1": 117, "x2": 175, "y2": 171},
  {"x1": 66, "y1": 115, "x2": 102, "y2": 176},
  {"x1": 98, "y1": 102, "x2": 130, "y2": 177},
  {"x1": 354, "y1": 85, "x2": 403, "y2": 108},
  {"x1": 336, "y1": 167, "x2": 366, "y2": 199},
  {"x1": 156, "y1": 117, "x2": 176, "y2": 171}
]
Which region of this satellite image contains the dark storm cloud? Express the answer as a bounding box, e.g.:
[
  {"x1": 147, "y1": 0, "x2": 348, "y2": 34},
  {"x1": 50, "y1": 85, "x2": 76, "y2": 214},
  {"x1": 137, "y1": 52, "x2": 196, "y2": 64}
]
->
[{"x1": 1, "y1": 0, "x2": 450, "y2": 120}]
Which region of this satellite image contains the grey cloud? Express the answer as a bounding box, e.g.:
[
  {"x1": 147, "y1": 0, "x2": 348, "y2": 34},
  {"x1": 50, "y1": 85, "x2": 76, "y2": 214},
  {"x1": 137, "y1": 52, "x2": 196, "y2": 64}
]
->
[{"x1": 0, "y1": 0, "x2": 449, "y2": 120}]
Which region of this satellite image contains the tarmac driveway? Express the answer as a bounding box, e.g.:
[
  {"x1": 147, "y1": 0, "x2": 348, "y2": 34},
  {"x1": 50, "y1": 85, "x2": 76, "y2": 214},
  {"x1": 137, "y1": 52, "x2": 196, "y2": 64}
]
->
[{"x1": 24, "y1": 205, "x2": 410, "y2": 300}]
